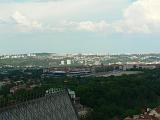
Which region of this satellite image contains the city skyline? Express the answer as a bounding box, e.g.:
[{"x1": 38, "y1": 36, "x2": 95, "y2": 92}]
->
[{"x1": 0, "y1": 0, "x2": 160, "y2": 54}]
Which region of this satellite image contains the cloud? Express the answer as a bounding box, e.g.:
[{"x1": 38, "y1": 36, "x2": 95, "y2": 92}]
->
[
  {"x1": 0, "y1": 0, "x2": 123, "y2": 32},
  {"x1": 77, "y1": 21, "x2": 109, "y2": 32},
  {"x1": 1, "y1": 0, "x2": 160, "y2": 34},
  {"x1": 50, "y1": 0, "x2": 160, "y2": 34},
  {"x1": 0, "y1": 18, "x2": 6, "y2": 24},
  {"x1": 62, "y1": 21, "x2": 110, "y2": 32},
  {"x1": 11, "y1": 11, "x2": 42, "y2": 30},
  {"x1": 0, "y1": 11, "x2": 43, "y2": 32},
  {"x1": 115, "y1": 0, "x2": 160, "y2": 33}
]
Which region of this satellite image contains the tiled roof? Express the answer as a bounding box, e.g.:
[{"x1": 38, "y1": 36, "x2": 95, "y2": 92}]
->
[{"x1": 0, "y1": 90, "x2": 79, "y2": 120}]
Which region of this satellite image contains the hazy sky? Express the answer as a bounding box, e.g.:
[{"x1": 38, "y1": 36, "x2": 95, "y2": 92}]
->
[{"x1": 0, "y1": 0, "x2": 160, "y2": 54}]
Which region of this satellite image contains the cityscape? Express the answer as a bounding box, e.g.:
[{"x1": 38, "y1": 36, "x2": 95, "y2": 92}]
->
[{"x1": 0, "y1": 53, "x2": 160, "y2": 68}]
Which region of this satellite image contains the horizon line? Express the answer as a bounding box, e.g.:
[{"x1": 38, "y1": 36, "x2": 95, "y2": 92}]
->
[{"x1": 1, "y1": 52, "x2": 160, "y2": 56}]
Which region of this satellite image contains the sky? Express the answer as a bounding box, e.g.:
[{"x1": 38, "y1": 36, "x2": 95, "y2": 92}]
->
[{"x1": 0, "y1": 0, "x2": 160, "y2": 54}]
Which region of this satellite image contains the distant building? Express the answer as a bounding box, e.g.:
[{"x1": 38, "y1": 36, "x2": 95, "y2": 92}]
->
[
  {"x1": 68, "y1": 71, "x2": 91, "y2": 77},
  {"x1": 42, "y1": 71, "x2": 67, "y2": 78},
  {"x1": 10, "y1": 85, "x2": 26, "y2": 94},
  {"x1": 94, "y1": 61, "x2": 101, "y2": 65},
  {"x1": 68, "y1": 89, "x2": 76, "y2": 100},
  {"x1": 124, "y1": 106, "x2": 160, "y2": 120},
  {"x1": 138, "y1": 64, "x2": 156, "y2": 69},
  {"x1": 61, "y1": 60, "x2": 65, "y2": 65},
  {"x1": 67, "y1": 60, "x2": 72, "y2": 65},
  {"x1": 149, "y1": 106, "x2": 160, "y2": 118},
  {"x1": 123, "y1": 64, "x2": 135, "y2": 71}
]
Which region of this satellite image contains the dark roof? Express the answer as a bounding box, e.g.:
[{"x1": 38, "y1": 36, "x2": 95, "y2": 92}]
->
[{"x1": 0, "y1": 90, "x2": 79, "y2": 120}]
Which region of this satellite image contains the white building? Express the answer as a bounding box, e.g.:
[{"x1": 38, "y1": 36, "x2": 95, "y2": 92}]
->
[
  {"x1": 61, "y1": 61, "x2": 65, "y2": 65},
  {"x1": 67, "y1": 60, "x2": 72, "y2": 65},
  {"x1": 95, "y1": 61, "x2": 101, "y2": 65},
  {"x1": 68, "y1": 89, "x2": 76, "y2": 100}
]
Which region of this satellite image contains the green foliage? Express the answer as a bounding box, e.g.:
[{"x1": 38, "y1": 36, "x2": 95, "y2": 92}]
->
[
  {"x1": 75, "y1": 69, "x2": 160, "y2": 120},
  {"x1": 0, "y1": 85, "x2": 10, "y2": 96}
]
